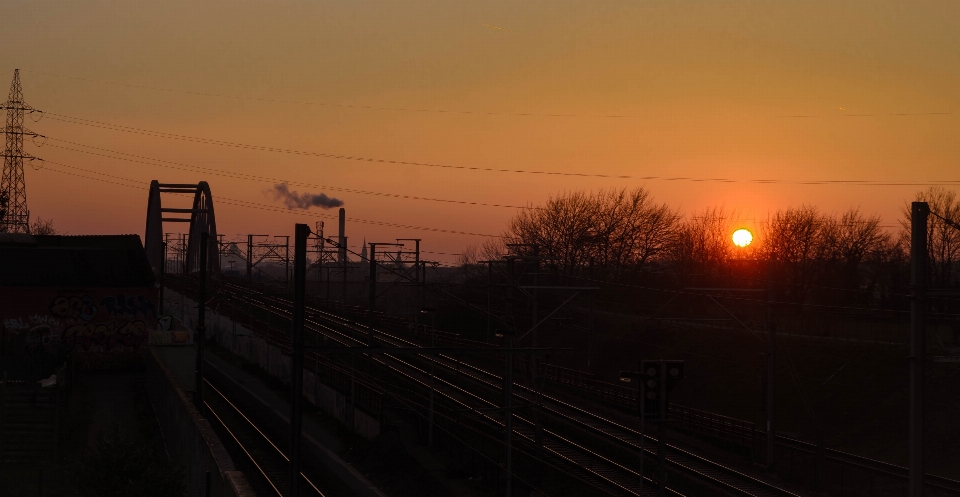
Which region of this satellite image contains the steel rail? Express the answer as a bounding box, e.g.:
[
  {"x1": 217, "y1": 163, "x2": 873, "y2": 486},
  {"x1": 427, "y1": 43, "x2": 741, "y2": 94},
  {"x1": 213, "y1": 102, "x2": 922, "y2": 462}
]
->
[
  {"x1": 176, "y1": 276, "x2": 959, "y2": 496},
  {"x1": 234, "y1": 287, "x2": 795, "y2": 496},
  {"x1": 212, "y1": 283, "x2": 671, "y2": 495},
  {"x1": 204, "y1": 401, "x2": 285, "y2": 497},
  {"x1": 218, "y1": 284, "x2": 787, "y2": 496},
  {"x1": 204, "y1": 377, "x2": 327, "y2": 497}
]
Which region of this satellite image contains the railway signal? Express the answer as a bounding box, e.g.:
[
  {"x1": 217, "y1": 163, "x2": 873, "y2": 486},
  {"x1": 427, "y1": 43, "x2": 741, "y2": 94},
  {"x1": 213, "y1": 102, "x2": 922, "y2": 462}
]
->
[
  {"x1": 637, "y1": 360, "x2": 684, "y2": 421},
  {"x1": 621, "y1": 359, "x2": 684, "y2": 497}
]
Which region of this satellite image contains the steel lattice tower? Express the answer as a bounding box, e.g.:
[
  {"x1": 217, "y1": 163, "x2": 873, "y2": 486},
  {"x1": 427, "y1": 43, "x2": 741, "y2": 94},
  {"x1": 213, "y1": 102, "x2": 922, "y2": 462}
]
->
[{"x1": 0, "y1": 69, "x2": 41, "y2": 233}]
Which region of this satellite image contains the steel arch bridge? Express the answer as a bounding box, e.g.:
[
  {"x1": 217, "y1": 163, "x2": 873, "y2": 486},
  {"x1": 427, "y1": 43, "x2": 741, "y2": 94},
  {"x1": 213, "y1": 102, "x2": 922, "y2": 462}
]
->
[{"x1": 144, "y1": 180, "x2": 219, "y2": 275}]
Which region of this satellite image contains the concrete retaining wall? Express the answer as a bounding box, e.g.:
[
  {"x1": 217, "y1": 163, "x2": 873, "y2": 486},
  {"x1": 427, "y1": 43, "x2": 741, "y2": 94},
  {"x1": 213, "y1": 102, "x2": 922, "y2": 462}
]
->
[
  {"x1": 167, "y1": 289, "x2": 380, "y2": 439},
  {"x1": 145, "y1": 346, "x2": 255, "y2": 497}
]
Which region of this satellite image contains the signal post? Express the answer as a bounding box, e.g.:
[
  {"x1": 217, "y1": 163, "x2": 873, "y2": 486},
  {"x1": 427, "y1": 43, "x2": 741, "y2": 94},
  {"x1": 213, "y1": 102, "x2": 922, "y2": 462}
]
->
[{"x1": 620, "y1": 359, "x2": 684, "y2": 496}]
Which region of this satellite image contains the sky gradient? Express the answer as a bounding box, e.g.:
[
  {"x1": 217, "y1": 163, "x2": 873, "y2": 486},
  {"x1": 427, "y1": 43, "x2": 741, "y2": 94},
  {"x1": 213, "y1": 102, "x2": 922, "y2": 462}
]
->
[{"x1": 2, "y1": 1, "x2": 958, "y2": 262}]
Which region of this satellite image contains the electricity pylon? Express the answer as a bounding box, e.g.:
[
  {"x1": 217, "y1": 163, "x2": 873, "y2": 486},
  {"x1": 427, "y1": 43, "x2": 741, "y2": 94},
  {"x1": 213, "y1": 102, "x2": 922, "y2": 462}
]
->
[{"x1": 0, "y1": 69, "x2": 42, "y2": 233}]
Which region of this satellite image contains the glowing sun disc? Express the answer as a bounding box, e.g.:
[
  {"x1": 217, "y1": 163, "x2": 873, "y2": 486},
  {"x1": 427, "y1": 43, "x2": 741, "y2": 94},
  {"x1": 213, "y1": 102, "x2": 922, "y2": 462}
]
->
[{"x1": 732, "y1": 229, "x2": 753, "y2": 247}]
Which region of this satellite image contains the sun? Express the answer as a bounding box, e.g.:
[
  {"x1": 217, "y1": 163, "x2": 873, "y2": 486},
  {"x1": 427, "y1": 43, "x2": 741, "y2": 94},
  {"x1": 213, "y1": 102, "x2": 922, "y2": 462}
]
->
[{"x1": 732, "y1": 228, "x2": 753, "y2": 248}]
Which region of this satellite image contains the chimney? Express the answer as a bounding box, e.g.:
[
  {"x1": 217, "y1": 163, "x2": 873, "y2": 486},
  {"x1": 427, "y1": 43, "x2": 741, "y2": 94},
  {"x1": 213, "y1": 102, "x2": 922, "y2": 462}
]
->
[{"x1": 338, "y1": 208, "x2": 346, "y2": 263}]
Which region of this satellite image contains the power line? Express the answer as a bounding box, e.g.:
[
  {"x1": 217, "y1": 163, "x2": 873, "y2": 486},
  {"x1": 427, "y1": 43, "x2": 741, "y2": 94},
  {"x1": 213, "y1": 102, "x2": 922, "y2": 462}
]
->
[
  {"x1": 44, "y1": 112, "x2": 960, "y2": 187},
  {"x1": 44, "y1": 137, "x2": 536, "y2": 210},
  {"x1": 44, "y1": 113, "x2": 633, "y2": 179},
  {"x1": 36, "y1": 158, "x2": 500, "y2": 238}
]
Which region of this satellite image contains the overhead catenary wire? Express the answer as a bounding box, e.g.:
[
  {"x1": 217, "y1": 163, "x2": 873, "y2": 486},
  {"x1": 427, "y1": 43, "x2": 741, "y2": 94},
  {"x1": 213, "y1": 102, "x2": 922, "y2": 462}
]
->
[
  {"x1": 45, "y1": 137, "x2": 538, "y2": 211},
  {"x1": 43, "y1": 112, "x2": 960, "y2": 186},
  {"x1": 43, "y1": 113, "x2": 632, "y2": 179},
  {"x1": 36, "y1": 158, "x2": 500, "y2": 238}
]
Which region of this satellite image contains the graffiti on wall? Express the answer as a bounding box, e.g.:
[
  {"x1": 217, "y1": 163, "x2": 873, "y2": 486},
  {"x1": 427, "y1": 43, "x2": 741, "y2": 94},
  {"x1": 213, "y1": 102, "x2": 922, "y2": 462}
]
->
[
  {"x1": 49, "y1": 296, "x2": 99, "y2": 321},
  {"x1": 62, "y1": 320, "x2": 147, "y2": 350},
  {"x1": 51, "y1": 293, "x2": 153, "y2": 352},
  {"x1": 99, "y1": 294, "x2": 155, "y2": 319},
  {"x1": 48, "y1": 293, "x2": 156, "y2": 322},
  {"x1": 2, "y1": 315, "x2": 64, "y2": 352},
  {"x1": 1, "y1": 291, "x2": 157, "y2": 359}
]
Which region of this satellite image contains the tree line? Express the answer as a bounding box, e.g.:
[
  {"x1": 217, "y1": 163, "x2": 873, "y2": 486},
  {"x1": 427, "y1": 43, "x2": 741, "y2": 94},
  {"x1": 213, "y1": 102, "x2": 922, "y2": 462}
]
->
[{"x1": 461, "y1": 186, "x2": 960, "y2": 306}]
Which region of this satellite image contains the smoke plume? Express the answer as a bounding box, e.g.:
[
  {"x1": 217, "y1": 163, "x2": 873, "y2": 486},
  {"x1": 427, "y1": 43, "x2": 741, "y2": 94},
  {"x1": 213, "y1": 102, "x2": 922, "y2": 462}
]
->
[{"x1": 271, "y1": 183, "x2": 344, "y2": 210}]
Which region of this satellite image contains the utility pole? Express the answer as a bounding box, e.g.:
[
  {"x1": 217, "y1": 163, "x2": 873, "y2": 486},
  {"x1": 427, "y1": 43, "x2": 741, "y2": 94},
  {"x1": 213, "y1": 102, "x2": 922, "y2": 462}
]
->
[
  {"x1": 640, "y1": 360, "x2": 645, "y2": 494},
  {"x1": 289, "y1": 224, "x2": 308, "y2": 497},
  {"x1": 657, "y1": 361, "x2": 667, "y2": 497},
  {"x1": 528, "y1": 245, "x2": 539, "y2": 362},
  {"x1": 368, "y1": 242, "x2": 377, "y2": 346},
  {"x1": 271, "y1": 235, "x2": 290, "y2": 290},
  {"x1": 766, "y1": 279, "x2": 776, "y2": 470},
  {"x1": 396, "y1": 238, "x2": 422, "y2": 334},
  {"x1": 620, "y1": 359, "x2": 646, "y2": 494},
  {"x1": 367, "y1": 242, "x2": 402, "y2": 345},
  {"x1": 193, "y1": 231, "x2": 208, "y2": 413},
  {"x1": 217, "y1": 234, "x2": 225, "y2": 275},
  {"x1": 159, "y1": 242, "x2": 166, "y2": 315},
  {"x1": 504, "y1": 257, "x2": 516, "y2": 497},
  {"x1": 0, "y1": 69, "x2": 41, "y2": 234},
  {"x1": 588, "y1": 293, "x2": 595, "y2": 371},
  {"x1": 246, "y1": 234, "x2": 253, "y2": 282},
  {"x1": 338, "y1": 207, "x2": 346, "y2": 264},
  {"x1": 422, "y1": 307, "x2": 436, "y2": 447},
  {"x1": 284, "y1": 235, "x2": 290, "y2": 290},
  {"x1": 341, "y1": 236, "x2": 348, "y2": 303},
  {"x1": 487, "y1": 261, "x2": 492, "y2": 344},
  {"x1": 316, "y1": 221, "x2": 325, "y2": 301},
  {"x1": 504, "y1": 332, "x2": 514, "y2": 497},
  {"x1": 339, "y1": 208, "x2": 347, "y2": 303},
  {"x1": 910, "y1": 201, "x2": 928, "y2": 497}
]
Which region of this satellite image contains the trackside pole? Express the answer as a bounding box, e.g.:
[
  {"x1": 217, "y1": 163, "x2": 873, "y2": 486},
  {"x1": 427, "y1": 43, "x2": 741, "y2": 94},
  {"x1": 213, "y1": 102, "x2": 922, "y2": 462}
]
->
[
  {"x1": 194, "y1": 232, "x2": 208, "y2": 412},
  {"x1": 289, "y1": 223, "x2": 308, "y2": 497},
  {"x1": 909, "y1": 202, "x2": 928, "y2": 497}
]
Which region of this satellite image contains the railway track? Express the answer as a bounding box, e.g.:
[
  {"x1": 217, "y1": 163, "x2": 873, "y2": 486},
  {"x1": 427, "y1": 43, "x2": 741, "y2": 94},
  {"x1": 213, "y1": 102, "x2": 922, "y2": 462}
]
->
[
  {"x1": 392, "y1": 306, "x2": 960, "y2": 496},
  {"x1": 211, "y1": 282, "x2": 667, "y2": 495},
  {"x1": 170, "y1": 275, "x2": 960, "y2": 496},
  {"x1": 200, "y1": 281, "x2": 806, "y2": 497},
  {"x1": 203, "y1": 376, "x2": 327, "y2": 497}
]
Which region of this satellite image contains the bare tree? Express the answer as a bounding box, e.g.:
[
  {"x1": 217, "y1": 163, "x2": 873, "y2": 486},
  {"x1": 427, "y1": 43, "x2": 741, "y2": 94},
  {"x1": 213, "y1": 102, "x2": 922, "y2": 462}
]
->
[
  {"x1": 761, "y1": 205, "x2": 829, "y2": 300},
  {"x1": 822, "y1": 208, "x2": 889, "y2": 267},
  {"x1": 817, "y1": 208, "x2": 894, "y2": 304},
  {"x1": 590, "y1": 189, "x2": 677, "y2": 276},
  {"x1": 505, "y1": 190, "x2": 595, "y2": 274},
  {"x1": 670, "y1": 207, "x2": 739, "y2": 273},
  {"x1": 29, "y1": 217, "x2": 59, "y2": 235},
  {"x1": 503, "y1": 188, "x2": 677, "y2": 278}
]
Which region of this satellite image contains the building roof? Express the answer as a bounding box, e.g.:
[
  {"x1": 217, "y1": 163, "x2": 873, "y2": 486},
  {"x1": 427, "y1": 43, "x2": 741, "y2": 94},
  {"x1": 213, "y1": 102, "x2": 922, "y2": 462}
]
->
[{"x1": 0, "y1": 234, "x2": 155, "y2": 287}]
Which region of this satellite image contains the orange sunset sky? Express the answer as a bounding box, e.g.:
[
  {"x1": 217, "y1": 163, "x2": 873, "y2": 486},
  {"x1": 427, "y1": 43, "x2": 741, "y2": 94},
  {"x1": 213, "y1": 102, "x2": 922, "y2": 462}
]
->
[{"x1": 1, "y1": 1, "x2": 958, "y2": 263}]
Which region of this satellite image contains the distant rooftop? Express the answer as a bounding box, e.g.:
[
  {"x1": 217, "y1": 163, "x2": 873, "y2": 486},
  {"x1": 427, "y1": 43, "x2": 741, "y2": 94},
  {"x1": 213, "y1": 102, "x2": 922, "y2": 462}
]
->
[{"x1": 0, "y1": 234, "x2": 155, "y2": 287}]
